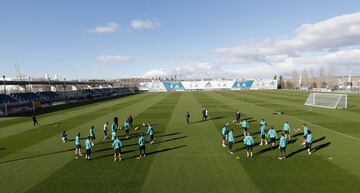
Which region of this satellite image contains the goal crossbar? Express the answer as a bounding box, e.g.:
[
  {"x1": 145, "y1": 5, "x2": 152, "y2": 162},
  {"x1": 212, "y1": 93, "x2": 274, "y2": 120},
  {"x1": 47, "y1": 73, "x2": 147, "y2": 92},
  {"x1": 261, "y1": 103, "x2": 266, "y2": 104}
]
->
[{"x1": 304, "y1": 93, "x2": 347, "y2": 109}]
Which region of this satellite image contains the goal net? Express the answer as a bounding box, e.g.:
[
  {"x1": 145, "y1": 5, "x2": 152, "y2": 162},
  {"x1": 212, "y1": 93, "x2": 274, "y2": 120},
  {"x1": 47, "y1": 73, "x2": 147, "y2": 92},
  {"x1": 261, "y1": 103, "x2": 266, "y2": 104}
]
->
[{"x1": 304, "y1": 93, "x2": 347, "y2": 109}]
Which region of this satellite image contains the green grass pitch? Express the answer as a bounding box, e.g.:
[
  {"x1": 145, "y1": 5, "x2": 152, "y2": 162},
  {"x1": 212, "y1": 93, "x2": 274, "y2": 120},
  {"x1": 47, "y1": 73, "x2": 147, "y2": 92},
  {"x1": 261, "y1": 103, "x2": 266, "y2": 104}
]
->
[{"x1": 0, "y1": 90, "x2": 360, "y2": 193}]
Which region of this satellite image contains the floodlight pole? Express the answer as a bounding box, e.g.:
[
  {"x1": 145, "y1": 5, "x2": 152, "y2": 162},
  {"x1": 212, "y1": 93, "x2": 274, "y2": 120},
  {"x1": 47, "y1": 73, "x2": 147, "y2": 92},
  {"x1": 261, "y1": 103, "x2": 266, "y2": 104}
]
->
[
  {"x1": 2, "y1": 75, "x2": 6, "y2": 95},
  {"x1": 63, "y1": 78, "x2": 67, "y2": 97},
  {"x1": 28, "y1": 76, "x2": 32, "y2": 92},
  {"x1": 48, "y1": 77, "x2": 51, "y2": 91}
]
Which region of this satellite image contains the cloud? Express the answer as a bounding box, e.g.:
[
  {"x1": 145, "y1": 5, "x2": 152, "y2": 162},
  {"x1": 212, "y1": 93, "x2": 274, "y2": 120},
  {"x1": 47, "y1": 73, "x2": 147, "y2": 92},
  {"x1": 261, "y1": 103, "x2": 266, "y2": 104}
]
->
[
  {"x1": 208, "y1": 12, "x2": 360, "y2": 77},
  {"x1": 143, "y1": 49, "x2": 360, "y2": 79},
  {"x1": 143, "y1": 62, "x2": 218, "y2": 78},
  {"x1": 218, "y1": 49, "x2": 360, "y2": 78},
  {"x1": 89, "y1": 22, "x2": 120, "y2": 33},
  {"x1": 143, "y1": 69, "x2": 169, "y2": 77},
  {"x1": 141, "y1": 12, "x2": 360, "y2": 79},
  {"x1": 96, "y1": 55, "x2": 133, "y2": 63},
  {"x1": 214, "y1": 12, "x2": 360, "y2": 59},
  {"x1": 130, "y1": 19, "x2": 160, "y2": 29}
]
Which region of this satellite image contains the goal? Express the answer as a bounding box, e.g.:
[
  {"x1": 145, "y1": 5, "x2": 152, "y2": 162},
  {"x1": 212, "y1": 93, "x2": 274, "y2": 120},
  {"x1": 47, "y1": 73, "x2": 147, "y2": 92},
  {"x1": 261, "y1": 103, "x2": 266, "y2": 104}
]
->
[{"x1": 304, "y1": 93, "x2": 347, "y2": 109}]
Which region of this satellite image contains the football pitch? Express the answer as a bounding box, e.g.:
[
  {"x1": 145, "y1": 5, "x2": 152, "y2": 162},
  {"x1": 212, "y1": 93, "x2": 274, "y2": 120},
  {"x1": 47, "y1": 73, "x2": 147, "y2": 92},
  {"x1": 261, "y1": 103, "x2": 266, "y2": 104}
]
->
[{"x1": 0, "y1": 90, "x2": 359, "y2": 193}]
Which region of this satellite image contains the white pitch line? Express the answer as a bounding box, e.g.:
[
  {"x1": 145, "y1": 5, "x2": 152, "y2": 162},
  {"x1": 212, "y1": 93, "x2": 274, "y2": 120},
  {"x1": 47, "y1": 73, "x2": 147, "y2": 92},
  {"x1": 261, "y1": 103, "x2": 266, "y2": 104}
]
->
[
  {"x1": 289, "y1": 116, "x2": 360, "y2": 142},
  {"x1": 211, "y1": 92, "x2": 360, "y2": 143}
]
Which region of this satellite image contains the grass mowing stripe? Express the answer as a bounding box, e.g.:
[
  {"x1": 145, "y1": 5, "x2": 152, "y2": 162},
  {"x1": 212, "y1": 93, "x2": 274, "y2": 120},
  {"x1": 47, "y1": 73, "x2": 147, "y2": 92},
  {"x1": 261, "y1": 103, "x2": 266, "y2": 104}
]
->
[
  {"x1": 189, "y1": 92, "x2": 261, "y2": 193},
  {"x1": 247, "y1": 91, "x2": 360, "y2": 140},
  {"x1": 0, "y1": 93, "x2": 158, "y2": 158},
  {"x1": 242, "y1": 90, "x2": 360, "y2": 124},
  {"x1": 138, "y1": 93, "x2": 196, "y2": 192},
  {"x1": 208, "y1": 91, "x2": 360, "y2": 179},
  {"x1": 0, "y1": 94, "x2": 145, "y2": 127},
  {"x1": 0, "y1": 93, "x2": 153, "y2": 139},
  {"x1": 1, "y1": 91, "x2": 359, "y2": 193},
  {"x1": 224, "y1": 91, "x2": 360, "y2": 142},
  {"x1": 26, "y1": 93, "x2": 182, "y2": 193},
  {"x1": 204, "y1": 91, "x2": 360, "y2": 193},
  {"x1": 0, "y1": 93, "x2": 169, "y2": 193},
  {"x1": 0, "y1": 93, "x2": 164, "y2": 163}
]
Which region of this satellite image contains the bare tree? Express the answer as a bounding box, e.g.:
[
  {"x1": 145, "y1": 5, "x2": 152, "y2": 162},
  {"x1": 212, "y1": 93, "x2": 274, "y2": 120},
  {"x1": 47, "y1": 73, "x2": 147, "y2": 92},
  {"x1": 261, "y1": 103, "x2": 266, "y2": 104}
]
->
[
  {"x1": 292, "y1": 69, "x2": 298, "y2": 87},
  {"x1": 302, "y1": 68, "x2": 309, "y2": 86},
  {"x1": 326, "y1": 66, "x2": 336, "y2": 89}
]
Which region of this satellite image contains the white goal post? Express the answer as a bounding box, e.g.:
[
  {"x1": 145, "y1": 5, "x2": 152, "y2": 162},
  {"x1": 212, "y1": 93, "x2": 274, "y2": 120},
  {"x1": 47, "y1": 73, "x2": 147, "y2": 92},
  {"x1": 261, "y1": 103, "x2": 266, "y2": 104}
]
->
[{"x1": 304, "y1": 93, "x2": 347, "y2": 109}]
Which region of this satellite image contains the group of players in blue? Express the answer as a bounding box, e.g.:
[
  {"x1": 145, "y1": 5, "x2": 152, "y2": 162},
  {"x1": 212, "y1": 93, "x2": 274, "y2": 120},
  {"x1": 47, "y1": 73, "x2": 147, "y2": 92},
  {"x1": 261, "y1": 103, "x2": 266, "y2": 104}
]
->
[
  {"x1": 63, "y1": 115, "x2": 155, "y2": 161},
  {"x1": 221, "y1": 110, "x2": 314, "y2": 160},
  {"x1": 62, "y1": 108, "x2": 314, "y2": 161}
]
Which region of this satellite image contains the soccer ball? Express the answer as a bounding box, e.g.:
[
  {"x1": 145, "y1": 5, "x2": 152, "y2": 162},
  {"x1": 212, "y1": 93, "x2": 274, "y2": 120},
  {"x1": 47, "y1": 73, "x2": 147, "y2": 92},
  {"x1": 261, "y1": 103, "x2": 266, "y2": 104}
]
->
[
  {"x1": 142, "y1": 123, "x2": 146, "y2": 127},
  {"x1": 232, "y1": 120, "x2": 236, "y2": 123}
]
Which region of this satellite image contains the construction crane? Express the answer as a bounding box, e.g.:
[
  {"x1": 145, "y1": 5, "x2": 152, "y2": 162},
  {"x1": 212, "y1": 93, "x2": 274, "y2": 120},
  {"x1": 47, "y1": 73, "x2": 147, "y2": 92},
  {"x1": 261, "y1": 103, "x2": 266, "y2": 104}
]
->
[
  {"x1": 15, "y1": 64, "x2": 23, "y2": 81},
  {"x1": 15, "y1": 64, "x2": 27, "y2": 92}
]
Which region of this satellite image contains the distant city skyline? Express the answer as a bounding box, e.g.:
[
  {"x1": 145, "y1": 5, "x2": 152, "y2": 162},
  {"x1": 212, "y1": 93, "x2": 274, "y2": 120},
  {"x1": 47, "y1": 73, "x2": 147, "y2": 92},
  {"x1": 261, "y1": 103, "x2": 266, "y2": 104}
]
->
[{"x1": 1, "y1": 0, "x2": 360, "y2": 79}]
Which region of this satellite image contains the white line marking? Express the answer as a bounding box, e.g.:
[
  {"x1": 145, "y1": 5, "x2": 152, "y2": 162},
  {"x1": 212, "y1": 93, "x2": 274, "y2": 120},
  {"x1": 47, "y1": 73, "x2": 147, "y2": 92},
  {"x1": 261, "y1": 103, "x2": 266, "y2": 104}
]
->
[{"x1": 211, "y1": 92, "x2": 360, "y2": 143}]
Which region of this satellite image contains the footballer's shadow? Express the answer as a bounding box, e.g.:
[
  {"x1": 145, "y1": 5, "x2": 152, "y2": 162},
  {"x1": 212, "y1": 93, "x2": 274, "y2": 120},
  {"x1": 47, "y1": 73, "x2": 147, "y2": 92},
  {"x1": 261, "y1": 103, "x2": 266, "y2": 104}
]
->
[
  {"x1": 254, "y1": 145, "x2": 279, "y2": 156},
  {"x1": 0, "y1": 148, "x2": 75, "y2": 164},
  {"x1": 96, "y1": 135, "x2": 187, "y2": 151},
  {"x1": 312, "y1": 142, "x2": 331, "y2": 153},
  {"x1": 97, "y1": 132, "x2": 183, "y2": 146},
  {"x1": 97, "y1": 145, "x2": 187, "y2": 160},
  {"x1": 95, "y1": 149, "x2": 138, "y2": 160},
  {"x1": 251, "y1": 131, "x2": 261, "y2": 136},
  {"x1": 242, "y1": 117, "x2": 256, "y2": 123},
  {"x1": 292, "y1": 132, "x2": 303, "y2": 138},
  {"x1": 313, "y1": 136, "x2": 326, "y2": 143},
  {"x1": 68, "y1": 137, "x2": 87, "y2": 142},
  {"x1": 191, "y1": 116, "x2": 225, "y2": 124},
  {"x1": 94, "y1": 136, "x2": 187, "y2": 160},
  {"x1": 129, "y1": 144, "x2": 187, "y2": 159},
  {"x1": 287, "y1": 136, "x2": 326, "y2": 158},
  {"x1": 233, "y1": 146, "x2": 246, "y2": 152}
]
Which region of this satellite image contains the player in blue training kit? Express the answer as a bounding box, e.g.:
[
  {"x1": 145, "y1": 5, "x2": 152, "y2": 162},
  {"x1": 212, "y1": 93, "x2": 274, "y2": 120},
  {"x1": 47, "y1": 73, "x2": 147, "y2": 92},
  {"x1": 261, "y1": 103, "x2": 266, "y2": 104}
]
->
[
  {"x1": 221, "y1": 123, "x2": 229, "y2": 147},
  {"x1": 89, "y1": 126, "x2": 96, "y2": 146},
  {"x1": 260, "y1": 118, "x2": 267, "y2": 128},
  {"x1": 279, "y1": 132, "x2": 287, "y2": 160},
  {"x1": 111, "y1": 122, "x2": 118, "y2": 133},
  {"x1": 283, "y1": 121, "x2": 291, "y2": 140},
  {"x1": 260, "y1": 125, "x2": 268, "y2": 145},
  {"x1": 267, "y1": 126, "x2": 278, "y2": 149},
  {"x1": 103, "y1": 122, "x2": 109, "y2": 141},
  {"x1": 260, "y1": 119, "x2": 267, "y2": 145},
  {"x1": 111, "y1": 130, "x2": 117, "y2": 141},
  {"x1": 112, "y1": 136, "x2": 122, "y2": 161},
  {"x1": 305, "y1": 130, "x2": 313, "y2": 155},
  {"x1": 74, "y1": 132, "x2": 82, "y2": 158},
  {"x1": 302, "y1": 124, "x2": 309, "y2": 145},
  {"x1": 244, "y1": 133, "x2": 254, "y2": 158},
  {"x1": 228, "y1": 128, "x2": 235, "y2": 154},
  {"x1": 85, "y1": 136, "x2": 93, "y2": 160},
  {"x1": 146, "y1": 123, "x2": 155, "y2": 144},
  {"x1": 124, "y1": 122, "x2": 130, "y2": 139},
  {"x1": 241, "y1": 119, "x2": 249, "y2": 136},
  {"x1": 138, "y1": 134, "x2": 146, "y2": 158}
]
